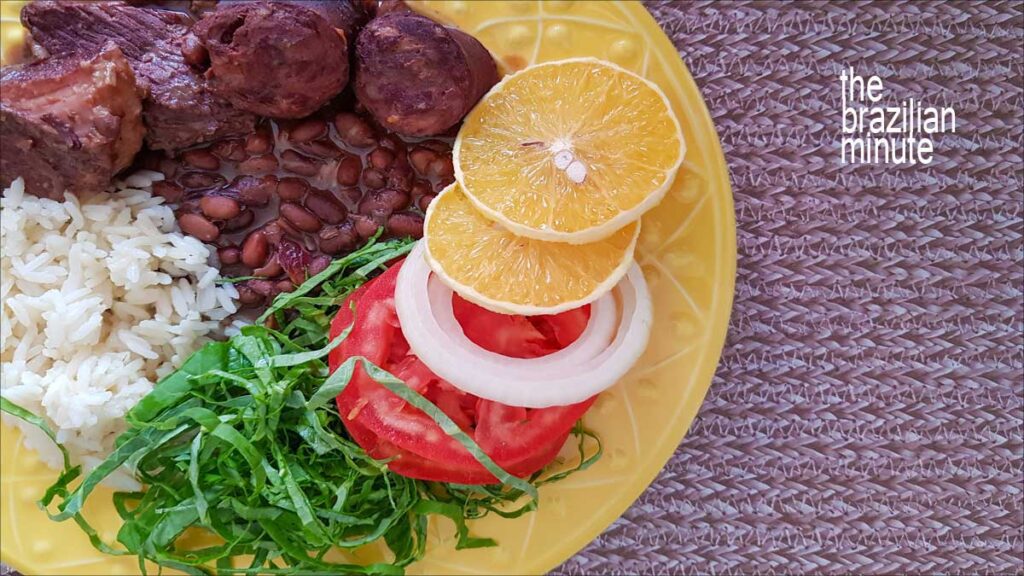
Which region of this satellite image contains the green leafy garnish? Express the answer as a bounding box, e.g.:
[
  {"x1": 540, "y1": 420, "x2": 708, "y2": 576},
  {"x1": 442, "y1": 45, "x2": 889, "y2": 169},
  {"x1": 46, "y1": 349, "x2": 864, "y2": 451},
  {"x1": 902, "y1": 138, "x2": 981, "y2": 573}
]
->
[{"x1": 1, "y1": 236, "x2": 600, "y2": 574}]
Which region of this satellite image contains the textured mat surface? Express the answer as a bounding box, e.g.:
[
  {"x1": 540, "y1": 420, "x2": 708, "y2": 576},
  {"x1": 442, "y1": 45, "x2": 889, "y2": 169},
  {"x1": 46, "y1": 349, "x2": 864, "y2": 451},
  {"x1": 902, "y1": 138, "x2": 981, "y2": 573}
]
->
[
  {"x1": 553, "y1": 1, "x2": 1024, "y2": 574},
  {"x1": 2, "y1": 2, "x2": 1021, "y2": 576}
]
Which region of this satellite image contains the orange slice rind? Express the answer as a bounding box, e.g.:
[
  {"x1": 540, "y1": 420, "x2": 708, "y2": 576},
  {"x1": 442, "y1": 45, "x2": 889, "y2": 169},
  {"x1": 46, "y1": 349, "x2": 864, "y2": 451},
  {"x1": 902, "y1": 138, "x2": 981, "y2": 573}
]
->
[
  {"x1": 423, "y1": 183, "x2": 639, "y2": 315},
  {"x1": 454, "y1": 57, "x2": 684, "y2": 244}
]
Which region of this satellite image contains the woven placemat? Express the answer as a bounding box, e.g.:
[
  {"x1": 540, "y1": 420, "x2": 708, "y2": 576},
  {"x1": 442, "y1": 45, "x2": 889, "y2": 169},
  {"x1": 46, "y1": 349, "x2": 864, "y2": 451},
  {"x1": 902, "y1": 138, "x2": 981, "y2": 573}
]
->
[
  {"x1": 554, "y1": 1, "x2": 1023, "y2": 574},
  {"x1": 2, "y1": 2, "x2": 1021, "y2": 576}
]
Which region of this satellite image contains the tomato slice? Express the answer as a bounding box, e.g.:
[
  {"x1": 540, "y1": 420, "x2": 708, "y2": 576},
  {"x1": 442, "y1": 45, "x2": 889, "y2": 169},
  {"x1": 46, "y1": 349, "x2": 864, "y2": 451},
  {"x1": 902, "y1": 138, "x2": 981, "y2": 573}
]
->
[
  {"x1": 329, "y1": 260, "x2": 595, "y2": 484},
  {"x1": 530, "y1": 305, "x2": 591, "y2": 349},
  {"x1": 451, "y1": 295, "x2": 590, "y2": 358}
]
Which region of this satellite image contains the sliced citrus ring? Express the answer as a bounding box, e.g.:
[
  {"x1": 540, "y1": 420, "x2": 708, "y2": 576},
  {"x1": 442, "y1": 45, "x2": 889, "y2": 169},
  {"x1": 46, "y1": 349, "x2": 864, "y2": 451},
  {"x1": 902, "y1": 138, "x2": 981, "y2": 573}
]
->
[
  {"x1": 453, "y1": 57, "x2": 684, "y2": 244},
  {"x1": 423, "y1": 183, "x2": 639, "y2": 315}
]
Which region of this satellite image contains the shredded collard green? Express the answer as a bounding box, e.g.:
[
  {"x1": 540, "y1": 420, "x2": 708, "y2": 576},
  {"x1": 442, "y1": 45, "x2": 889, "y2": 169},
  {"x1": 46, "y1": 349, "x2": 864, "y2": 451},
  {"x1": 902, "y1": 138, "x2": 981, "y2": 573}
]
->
[{"x1": 0, "y1": 235, "x2": 601, "y2": 574}]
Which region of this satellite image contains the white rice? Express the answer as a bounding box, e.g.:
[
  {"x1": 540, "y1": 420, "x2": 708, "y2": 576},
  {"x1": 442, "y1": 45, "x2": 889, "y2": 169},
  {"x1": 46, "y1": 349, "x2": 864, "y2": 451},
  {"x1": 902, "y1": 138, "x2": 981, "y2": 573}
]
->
[{"x1": 0, "y1": 175, "x2": 238, "y2": 488}]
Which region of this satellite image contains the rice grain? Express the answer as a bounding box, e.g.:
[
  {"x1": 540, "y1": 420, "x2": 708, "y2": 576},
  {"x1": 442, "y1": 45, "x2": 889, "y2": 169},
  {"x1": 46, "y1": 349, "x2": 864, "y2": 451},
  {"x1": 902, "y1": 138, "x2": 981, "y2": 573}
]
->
[{"x1": 0, "y1": 177, "x2": 238, "y2": 488}]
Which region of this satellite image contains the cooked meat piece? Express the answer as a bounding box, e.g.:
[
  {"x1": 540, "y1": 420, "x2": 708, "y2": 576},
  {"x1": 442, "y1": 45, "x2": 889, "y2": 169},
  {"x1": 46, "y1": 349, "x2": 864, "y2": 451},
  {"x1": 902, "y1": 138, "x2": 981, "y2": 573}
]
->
[
  {"x1": 371, "y1": 0, "x2": 413, "y2": 16},
  {"x1": 1, "y1": 44, "x2": 145, "y2": 199},
  {"x1": 355, "y1": 12, "x2": 499, "y2": 137},
  {"x1": 21, "y1": 0, "x2": 253, "y2": 151},
  {"x1": 21, "y1": 0, "x2": 192, "y2": 60},
  {"x1": 125, "y1": 0, "x2": 218, "y2": 16},
  {"x1": 285, "y1": 0, "x2": 368, "y2": 47},
  {"x1": 193, "y1": 1, "x2": 350, "y2": 119}
]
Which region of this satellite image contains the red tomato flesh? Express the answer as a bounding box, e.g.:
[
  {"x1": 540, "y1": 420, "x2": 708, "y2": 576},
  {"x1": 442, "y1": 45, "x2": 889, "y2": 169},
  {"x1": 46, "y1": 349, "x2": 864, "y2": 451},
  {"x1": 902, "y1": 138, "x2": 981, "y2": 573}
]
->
[
  {"x1": 451, "y1": 295, "x2": 590, "y2": 358},
  {"x1": 329, "y1": 259, "x2": 595, "y2": 484}
]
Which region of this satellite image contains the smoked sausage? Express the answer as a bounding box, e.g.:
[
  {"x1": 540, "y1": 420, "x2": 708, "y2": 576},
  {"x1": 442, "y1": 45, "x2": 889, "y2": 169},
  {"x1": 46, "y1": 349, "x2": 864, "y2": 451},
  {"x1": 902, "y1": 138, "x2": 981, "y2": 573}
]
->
[{"x1": 355, "y1": 12, "x2": 498, "y2": 136}]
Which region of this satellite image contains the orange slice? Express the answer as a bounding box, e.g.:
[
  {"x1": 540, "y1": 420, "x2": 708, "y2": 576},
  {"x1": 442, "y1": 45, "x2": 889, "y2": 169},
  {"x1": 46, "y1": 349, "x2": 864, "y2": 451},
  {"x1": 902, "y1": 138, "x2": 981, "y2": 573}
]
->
[
  {"x1": 453, "y1": 57, "x2": 684, "y2": 244},
  {"x1": 423, "y1": 183, "x2": 639, "y2": 315}
]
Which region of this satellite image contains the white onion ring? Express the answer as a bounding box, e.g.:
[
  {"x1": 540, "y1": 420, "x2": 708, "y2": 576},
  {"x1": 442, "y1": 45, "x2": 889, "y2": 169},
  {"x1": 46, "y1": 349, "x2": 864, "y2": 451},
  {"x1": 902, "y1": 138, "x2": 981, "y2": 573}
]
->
[{"x1": 395, "y1": 242, "x2": 653, "y2": 408}]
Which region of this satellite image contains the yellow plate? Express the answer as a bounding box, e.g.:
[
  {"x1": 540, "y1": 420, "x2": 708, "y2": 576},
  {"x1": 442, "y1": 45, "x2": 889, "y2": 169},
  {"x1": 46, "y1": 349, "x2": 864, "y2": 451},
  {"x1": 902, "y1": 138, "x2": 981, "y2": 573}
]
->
[{"x1": 0, "y1": 1, "x2": 735, "y2": 574}]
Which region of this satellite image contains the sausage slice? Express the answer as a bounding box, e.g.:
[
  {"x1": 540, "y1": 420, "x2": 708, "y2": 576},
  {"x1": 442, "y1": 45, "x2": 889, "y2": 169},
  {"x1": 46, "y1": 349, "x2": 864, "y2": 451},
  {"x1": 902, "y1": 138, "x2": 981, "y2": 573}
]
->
[{"x1": 355, "y1": 12, "x2": 499, "y2": 137}]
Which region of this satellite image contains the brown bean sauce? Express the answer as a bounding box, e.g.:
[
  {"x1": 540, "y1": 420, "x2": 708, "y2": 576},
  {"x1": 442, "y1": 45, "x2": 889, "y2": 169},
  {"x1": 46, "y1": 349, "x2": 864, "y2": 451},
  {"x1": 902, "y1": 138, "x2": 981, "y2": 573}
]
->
[{"x1": 139, "y1": 102, "x2": 456, "y2": 308}]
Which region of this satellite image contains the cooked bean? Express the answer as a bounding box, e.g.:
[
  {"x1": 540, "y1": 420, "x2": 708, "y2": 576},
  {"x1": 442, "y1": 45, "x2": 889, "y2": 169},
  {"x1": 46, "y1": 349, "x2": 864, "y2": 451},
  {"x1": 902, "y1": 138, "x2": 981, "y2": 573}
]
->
[
  {"x1": 417, "y1": 193, "x2": 436, "y2": 212},
  {"x1": 318, "y1": 221, "x2": 360, "y2": 254},
  {"x1": 387, "y1": 211, "x2": 424, "y2": 238},
  {"x1": 337, "y1": 187, "x2": 363, "y2": 206},
  {"x1": 427, "y1": 155, "x2": 454, "y2": 180},
  {"x1": 275, "y1": 217, "x2": 303, "y2": 239},
  {"x1": 295, "y1": 138, "x2": 342, "y2": 159},
  {"x1": 351, "y1": 213, "x2": 382, "y2": 239},
  {"x1": 253, "y1": 255, "x2": 284, "y2": 278},
  {"x1": 199, "y1": 194, "x2": 241, "y2": 220},
  {"x1": 178, "y1": 171, "x2": 226, "y2": 190},
  {"x1": 210, "y1": 138, "x2": 247, "y2": 161},
  {"x1": 419, "y1": 139, "x2": 451, "y2": 153},
  {"x1": 144, "y1": 150, "x2": 180, "y2": 177},
  {"x1": 178, "y1": 213, "x2": 220, "y2": 242},
  {"x1": 294, "y1": 139, "x2": 336, "y2": 158},
  {"x1": 378, "y1": 134, "x2": 406, "y2": 153},
  {"x1": 362, "y1": 168, "x2": 386, "y2": 189},
  {"x1": 336, "y1": 154, "x2": 362, "y2": 186},
  {"x1": 245, "y1": 130, "x2": 274, "y2": 155},
  {"x1": 333, "y1": 112, "x2": 376, "y2": 147},
  {"x1": 181, "y1": 148, "x2": 220, "y2": 171},
  {"x1": 262, "y1": 314, "x2": 279, "y2": 330},
  {"x1": 218, "y1": 246, "x2": 241, "y2": 265},
  {"x1": 280, "y1": 202, "x2": 322, "y2": 232},
  {"x1": 237, "y1": 285, "x2": 264, "y2": 306},
  {"x1": 177, "y1": 197, "x2": 202, "y2": 215},
  {"x1": 180, "y1": 32, "x2": 209, "y2": 68},
  {"x1": 304, "y1": 192, "x2": 347, "y2": 224},
  {"x1": 308, "y1": 255, "x2": 332, "y2": 277},
  {"x1": 359, "y1": 188, "x2": 410, "y2": 216},
  {"x1": 281, "y1": 150, "x2": 321, "y2": 177},
  {"x1": 411, "y1": 179, "x2": 432, "y2": 197},
  {"x1": 238, "y1": 154, "x2": 279, "y2": 174},
  {"x1": 233, "y1": 175, "x2": 277, "y2": 206},
  {"x1": 288, "y1": 118, "x2": 328, "y2": 143},
  {"x1": 151, "y1": 108, "x2": 455, "y2": 288},
  {"x1": 369, "y1": 147, "x2": 395, "y2": 169},
  {"x1": 152, "y1": 181, "x2": 184, "y2": 203},
  {"x1": 408, "y1": 147, "x2": 438, "y2": 174},
  {"x1": 261, "y1": 221, "x2": 285, "y2": 245},
  {"x1": 386, "y1": 163, "x2": 413, "y2": 191},
  {"x1": 277, "y1": 177, "x2": 310, "y2": 202},
  {"x1": 221, "y1": 209, "x2": 255, "y2": 232},
  {"x1": 248, "y1": 279, "x2": 278, "y2": 297},
  {"x1": 241, "y1": 230, "x2": 270, "y2": 268}
]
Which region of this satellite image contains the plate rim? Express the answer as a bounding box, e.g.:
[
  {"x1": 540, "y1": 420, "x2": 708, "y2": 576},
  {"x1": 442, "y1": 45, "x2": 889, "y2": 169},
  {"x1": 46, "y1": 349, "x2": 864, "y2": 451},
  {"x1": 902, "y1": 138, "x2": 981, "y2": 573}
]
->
[{"x1": 520, "y1": 3, "x2": 737, "y2": 573}]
